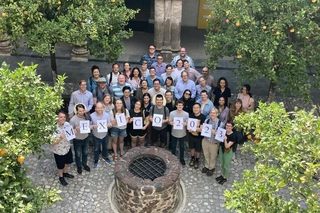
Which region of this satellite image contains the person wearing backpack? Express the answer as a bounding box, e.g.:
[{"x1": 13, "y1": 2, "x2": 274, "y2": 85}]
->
[
  {"x1": 149, "y1": 94, "x2": 169, "y2": 148},
  {"x1": 201, "y1": 108, "x2": 225, "y2": 176},
  {"x1": 169, "y1": 100, "x2": 189, "y2": 165}
]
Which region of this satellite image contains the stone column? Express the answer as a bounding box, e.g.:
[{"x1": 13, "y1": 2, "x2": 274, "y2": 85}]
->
[
  {"x1": 154, "y1": 0, "x2": 165, "y2": 52},
  {"x1": 170, "y1": 0, "x2": 182, "y2": 53},
  {"x1": 154, "y1": 0, "x2": 182, "y2": 62},
  {"x1": 0, "y1": 33, "x2": 12, "y2": 56},
  {"x1": 70, "y1": 41, "x2": 89, "y2": 62}
]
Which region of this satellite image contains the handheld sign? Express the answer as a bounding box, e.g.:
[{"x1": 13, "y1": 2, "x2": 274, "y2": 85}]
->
[
  {"x1": 63, "y1": 125, "x2": 76, "y2": 141},
  {"x1": 173, "y1": 117, "x2": 184, "y2": 130},
  {"x1": 133, "y1": 117, "x2": 143, "y2": 129},
  {"x1": 116, "y1": 113, "x2": 126, "y2": 127},
  {"x1": 152, "y1": 114, "x2": 163, "y2": 127},
  {"x1": 215, "y1": 127, "x2": 226, "y2": 142},
  {"x1": 97, "y1": 119, "x2": 108, "y2": 133},
  {"x1": 187, "y1": 118, "x2": 198, "y2": 132},
  {"x1": 201, "y1": 123, "x2": 212, "y2": 137},
  {"x1": 79, "y1": 120, "x2": 90, "y2": 134}
]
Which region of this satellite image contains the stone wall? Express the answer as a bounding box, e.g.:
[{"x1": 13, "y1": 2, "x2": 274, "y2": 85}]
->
[{"x1": 114, "y1": 147, "x2": 181, "y2": 213}]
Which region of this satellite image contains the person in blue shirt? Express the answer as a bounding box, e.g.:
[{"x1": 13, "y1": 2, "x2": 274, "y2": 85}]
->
[
  {"x1": 197, "y1": 90, "x2": 214, "y2": 117},
  {"x1": 140, "y1": 44, "x2": 158, "y2": 69},
  {"x1": 146, "y1": 67, "x2": 164, "y2": 88},
  {"x1": 174, "y1": 71, "x2": 196, "y2": 100}
]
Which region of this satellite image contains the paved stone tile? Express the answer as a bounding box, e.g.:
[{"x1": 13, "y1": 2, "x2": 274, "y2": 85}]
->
[{"x1": 25, "y1": 142, "x2": 255, "y2": 213}]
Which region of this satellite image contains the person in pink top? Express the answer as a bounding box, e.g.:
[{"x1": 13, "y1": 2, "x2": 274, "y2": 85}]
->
[{"x1": 237, "y1": 84, "x2": 254, "y2": 113}]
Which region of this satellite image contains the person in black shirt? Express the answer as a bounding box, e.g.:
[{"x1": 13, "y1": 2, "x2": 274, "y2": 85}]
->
[
  {"x1": 180, "y1": 89, "x2": 195, "y2": 114},
  {"x1": 188, "y1": 103, "x2": 206, "y2": 169},
  {"x1": 212, "y1": 77, "x2": 231, "y2": 107},
  {"x1": 165, "y1": 90, "x2": 176, "y2": 149},
  {"x1": 216, "y1": 121, "x2": 236, "y2": 185}
]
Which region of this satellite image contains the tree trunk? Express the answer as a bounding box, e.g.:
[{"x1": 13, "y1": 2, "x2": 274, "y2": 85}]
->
[
  {"x1": 267, "y1": 81, "x2": 276, "y2": 103},
  {"x1": 50, "y1": 42, "x2": 57, "y2": 85}
]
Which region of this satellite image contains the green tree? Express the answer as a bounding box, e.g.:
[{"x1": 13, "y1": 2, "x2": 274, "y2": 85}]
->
[
  {"x1": 205, "y1": 0, "x2": 320, "y2": 102},
  {"x1": 0, "y1": 0, "x2": 137, "y2": 83},
  {"x1": 0, "y1": 62, "x2": 65, "y2": 212},
  {"x1": 224, "y1": 102, "x2": 320, "y2": 212}
]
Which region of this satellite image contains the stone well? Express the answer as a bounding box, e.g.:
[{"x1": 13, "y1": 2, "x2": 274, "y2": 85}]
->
[{"x1": 114, "y1": 146, "x2": 181, "y2": 213}]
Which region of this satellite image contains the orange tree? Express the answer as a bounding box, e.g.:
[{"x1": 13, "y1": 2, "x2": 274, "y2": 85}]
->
[
  {"x1": 225, "y1": 102, "x2": 320, "y2": 212},
  {"x1": 205, "y1": 0, "x2": 320, "y2": 102},
  {"x1": 0, "y1": 0, "x2": 137, "y2": 83},
  {"x1": 0, "y1": 62, "x2": 65, "y2": 212}
]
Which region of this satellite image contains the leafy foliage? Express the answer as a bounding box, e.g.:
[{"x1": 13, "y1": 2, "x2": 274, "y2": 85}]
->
[
  {"x1": 0, "y1": 62, "x2": 65, "y2": 212},
  {"x1": 205, "y1": 0, "x2": 320, "y2": 101},
  {"x1": 0, "y1": 0, "x2": 137, "y2": 63},
  {"x1": 224, "y1": 102, "x2": 320, "y2": 212}
]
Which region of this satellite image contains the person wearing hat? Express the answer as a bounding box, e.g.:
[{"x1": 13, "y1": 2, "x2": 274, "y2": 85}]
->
[
  {"x1": 68, "y1": 80, "x2": 94, "y2": 119},
  {"x1": 92, "y1": 77, "x2": 112, "y2": 106},
  {"x1": 148, "y1": 94, "x2": 169, "y2": 148}
]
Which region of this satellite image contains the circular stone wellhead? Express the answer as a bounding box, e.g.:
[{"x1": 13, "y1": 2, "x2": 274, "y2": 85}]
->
[{"x1": 114, "y1": 146, "x2": 181, "y2": 213}]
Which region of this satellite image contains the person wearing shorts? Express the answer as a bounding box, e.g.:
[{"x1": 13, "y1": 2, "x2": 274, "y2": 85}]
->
[
  {"x1": 149, "y1": 94, "x2": 169, "y2": 148},
  {"x1": 52, "y1": 111, "x2": 74, "y2": 186},
  {"x1": 188, "y1": 103, "x2": 206, "y2": 169},
  {"x1": 128, "y1": 100, "x2": 150, "y2": 147},
  {"x1": 110, "y1": 99, "x2": 130, "y2": 161}
]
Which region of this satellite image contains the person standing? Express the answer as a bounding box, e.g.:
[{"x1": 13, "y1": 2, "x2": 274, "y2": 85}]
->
[
  {"x1": 87, "y1": 65, "x2": 104, "y2": 93},
  {"x1": 237, "y1": 84, "x2": 254, "y2": 113},
  {"x1": 183, "y1": 60, "x2": 201, "y2": 82},
  {"x1": 70, "y1": 104, "x2": 91, "y2": 175},
  {"x1": 109, "y1": 99, "x2": 130, "y2": 161},
  {"x1": 197, "y1": 90, "x2": 214, "y2": 118},
  {"x1": 140, "y1": 44, "x2": 158, "y2": 69},
  {"x1": 201, "y1": 108, "x2": 224, "y2": 176},
  {"x1": 146, "y1": 67, "x2": 164, "y2": 88},
  {"x1": 175, "y1": 71, "x2": 196, "y2": 100},
  {"x1": 165, "y1": 90, "x2": 176, "y2": 150},
  {"x1": 169, "y1": 100, "x2": 189, "y2": 165},
  {"x1": 140, "y1": 61, "x2": 150, "y2": 80},
  {"x1": 52, "y1": 111, "x2": 74, "y2": 186},
  {"x1": 171, "y1": 47, "x2": 195, "y2": 68},
  {"x1": 91, "y1": 102, "x2": 112, "y2": 168},
  {"x1": 135, "y1": 80, "x2": 149, "y2": 101},
  {"x1": 188, "y1": 103, "x2": 206, "y2": 169},
  {"x1": 120, "y1": 86, "x2": 137, "y2": 111},
  {"x1": 148, "y1": 79, "x2": 166, "y2": 100},
  {"x1": 149, "y1": 94, "x2": 169, "y2": 148},
  {"x1": 196, "y1": 76, "x2": 212, "y2": 102},
  {"x1": 128, "y1": 67, "x2": 142, "y2": 93},
  {"x1": 92, "y1": 77, "x2": 112, "y2": 105},
  {"x1": 68, "y1": 80, "x2": 94, "y2": 119},
  {"x1": 106, "y1": 63, "x2": 121, "y2": 86},
  {"x1": 161, "y1": 64, "x2": 177, "y2": 85},
  {"x1": 212, "y1": 77, "x2": 231, "y2": 107},
  {"x1": 198, "y1": 66, "x2": 215, "y2": 89},
  {"x1": 216, "y1": 121, "x2": 236, "y2": 185},
  {"x1": 151, "y1": 54, "x2": 167, "y2": 76},
  {"x1": 111, "y1": 74, "x2": 133, "y2": 99}
]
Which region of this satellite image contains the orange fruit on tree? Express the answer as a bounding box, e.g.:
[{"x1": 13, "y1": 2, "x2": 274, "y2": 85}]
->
[
  {"x1": 0, "y1": 149, "x2": 8, "y2": 156},
  {"x1": 23, "y1": 11, "x2": 28, "y2": 15},
  {"x1": 226, "y1": 10, "x2": 231, "y2": 15},
  {"x1": 302, "y1": 126, "x2": 307, "y2": 132},
  {"x1": 235, "y1": 21, "x2": 240, "y2": 27},
  {"x1": 276, "y1": 31, "x2": 280, "y2": 35},
  {"x1": 17, "y1": 155, "x2": 25, "y2": 163},
  {"x1": 254, "y1": 140, "x2": 259, "y2": 144},
  {"x1": 225, "y1": 19, "x2": 230, "y2": 24},
  {"x1": 290, "y1": 28, "x2": 294, "y2": 33},
  {"x1": 254, "y1": 135, "x2": 260, "y2": 140},
  {"x1": 312, "y1": 0, "x2": 316, "y2": 3},
  {"x1": 247, "y1": 134, "x2": 252, "y2": 140},
  {"x1": 262, "y1": 26, "x2": 267, "y2": 30}
]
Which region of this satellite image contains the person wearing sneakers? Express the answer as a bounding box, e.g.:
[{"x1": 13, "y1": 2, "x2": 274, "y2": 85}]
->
[
  {"x1": 91, "y1": 102, "x2": 112, "y2": 168},
  {"x1": 52, "y1": 111, "x2": 75, "y2": 186},
  {"x1": 169, "y1": 100, "x2": 189, "y2": 165},
  {"x1": 201, "y1": 108, "x2": 224, "y2": 176},
  {"x1": 70, "y1": 104, "x2": 91, "y2": 175},
  {"x1": 188, "y1": 103, "x2": 206, "y2": 169},
  {"x1": 216, "y1": 121, "x2": 236, "y2": 185}
]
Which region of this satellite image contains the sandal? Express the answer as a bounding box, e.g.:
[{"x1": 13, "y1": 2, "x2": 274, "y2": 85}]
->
[{"x1": 113, "y1": 155, "x2": 118, "y2": 162}]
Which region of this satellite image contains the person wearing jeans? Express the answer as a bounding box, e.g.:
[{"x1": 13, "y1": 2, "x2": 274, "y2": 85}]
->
[
  {"x1": 91, "y1": 102, "x2": 112, "y2": 168},
  {"x1": 169, "y1": 100, "x2": 189, "y2": 165},
  {"x1": 70, "y1": 104, "x2": 91, "y2": 175}
]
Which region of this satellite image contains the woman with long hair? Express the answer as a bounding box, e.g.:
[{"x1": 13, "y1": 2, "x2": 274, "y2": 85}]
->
[
  {"x1": 102, "y1": 94, "x2": 114, "y2": 115},
  {"x1": 142, "y1": 93, "x2": 153, "y2": 146},
  {"x1": 237, "y1": 84, "x2": 254, "y2": 113},
  {"x1": 217, "y1": 97, "x2": 230, "y2": 124},
  {"x1": 122, "y1": 62, "x2": 131, "y2": 82},
  {"x1": 162, "y1": 76, "x2": 175, "y2": 96},
  {"x1": 128, "y1": 100, "x2": 150, "y2": 147},
  {"x1": 136, "y1": 80, "x2": 149, "y2": 101},
  {"x1": 109, "y1": 99, "x2": 130, "y2": 161},
  {"x1": 212, "y1": 77, "x2": 231, "y2": 107},
  {"x1": 129, "y1": 67, "x2": 142, "y2": 93},
  {"x1": 180, "y1": 89, "x2": 195, "y2": 114}
]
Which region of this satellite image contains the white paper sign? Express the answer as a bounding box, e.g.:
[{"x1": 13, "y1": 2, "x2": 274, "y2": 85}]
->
[
  {"x1": 116, "y1": 113, "x2": 126, "y2": 127},
  {"x1": 63, "y1": 125, "x2": 76, "y2": 141},
  {"x1": 215, "y1": 127, "x2": 226, "y2": 142},
  {"x1": 173, "y1": 117, "x2": 184, "y2": 130},
  {"x1": 187, "y1": 118, "x2": 198, "y2": 132},
  {"x1": 79, "y1": 120, "x2": 91, "y2": 134},
  {"x1": 97, "y1": 119, "x2": 108, "y2": 133},
  {"x1": 201, "y1": 123, "x2": 212, "y2": 137},
  {"x1": 152, "y1": 114, "x2": 163, "y2": 127},
  {"x1": 133, "y1": 117, "x2": 143, "y2": 129}
]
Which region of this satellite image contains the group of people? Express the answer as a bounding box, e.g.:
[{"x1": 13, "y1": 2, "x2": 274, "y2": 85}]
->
[{"x1": 51, "y1": 45, "x2": 255, "y2": 186}]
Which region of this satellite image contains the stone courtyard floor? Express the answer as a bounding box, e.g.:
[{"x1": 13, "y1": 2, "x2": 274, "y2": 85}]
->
[{"x1": 25, "y1": 142, "x2": 256, "y2": 213}]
